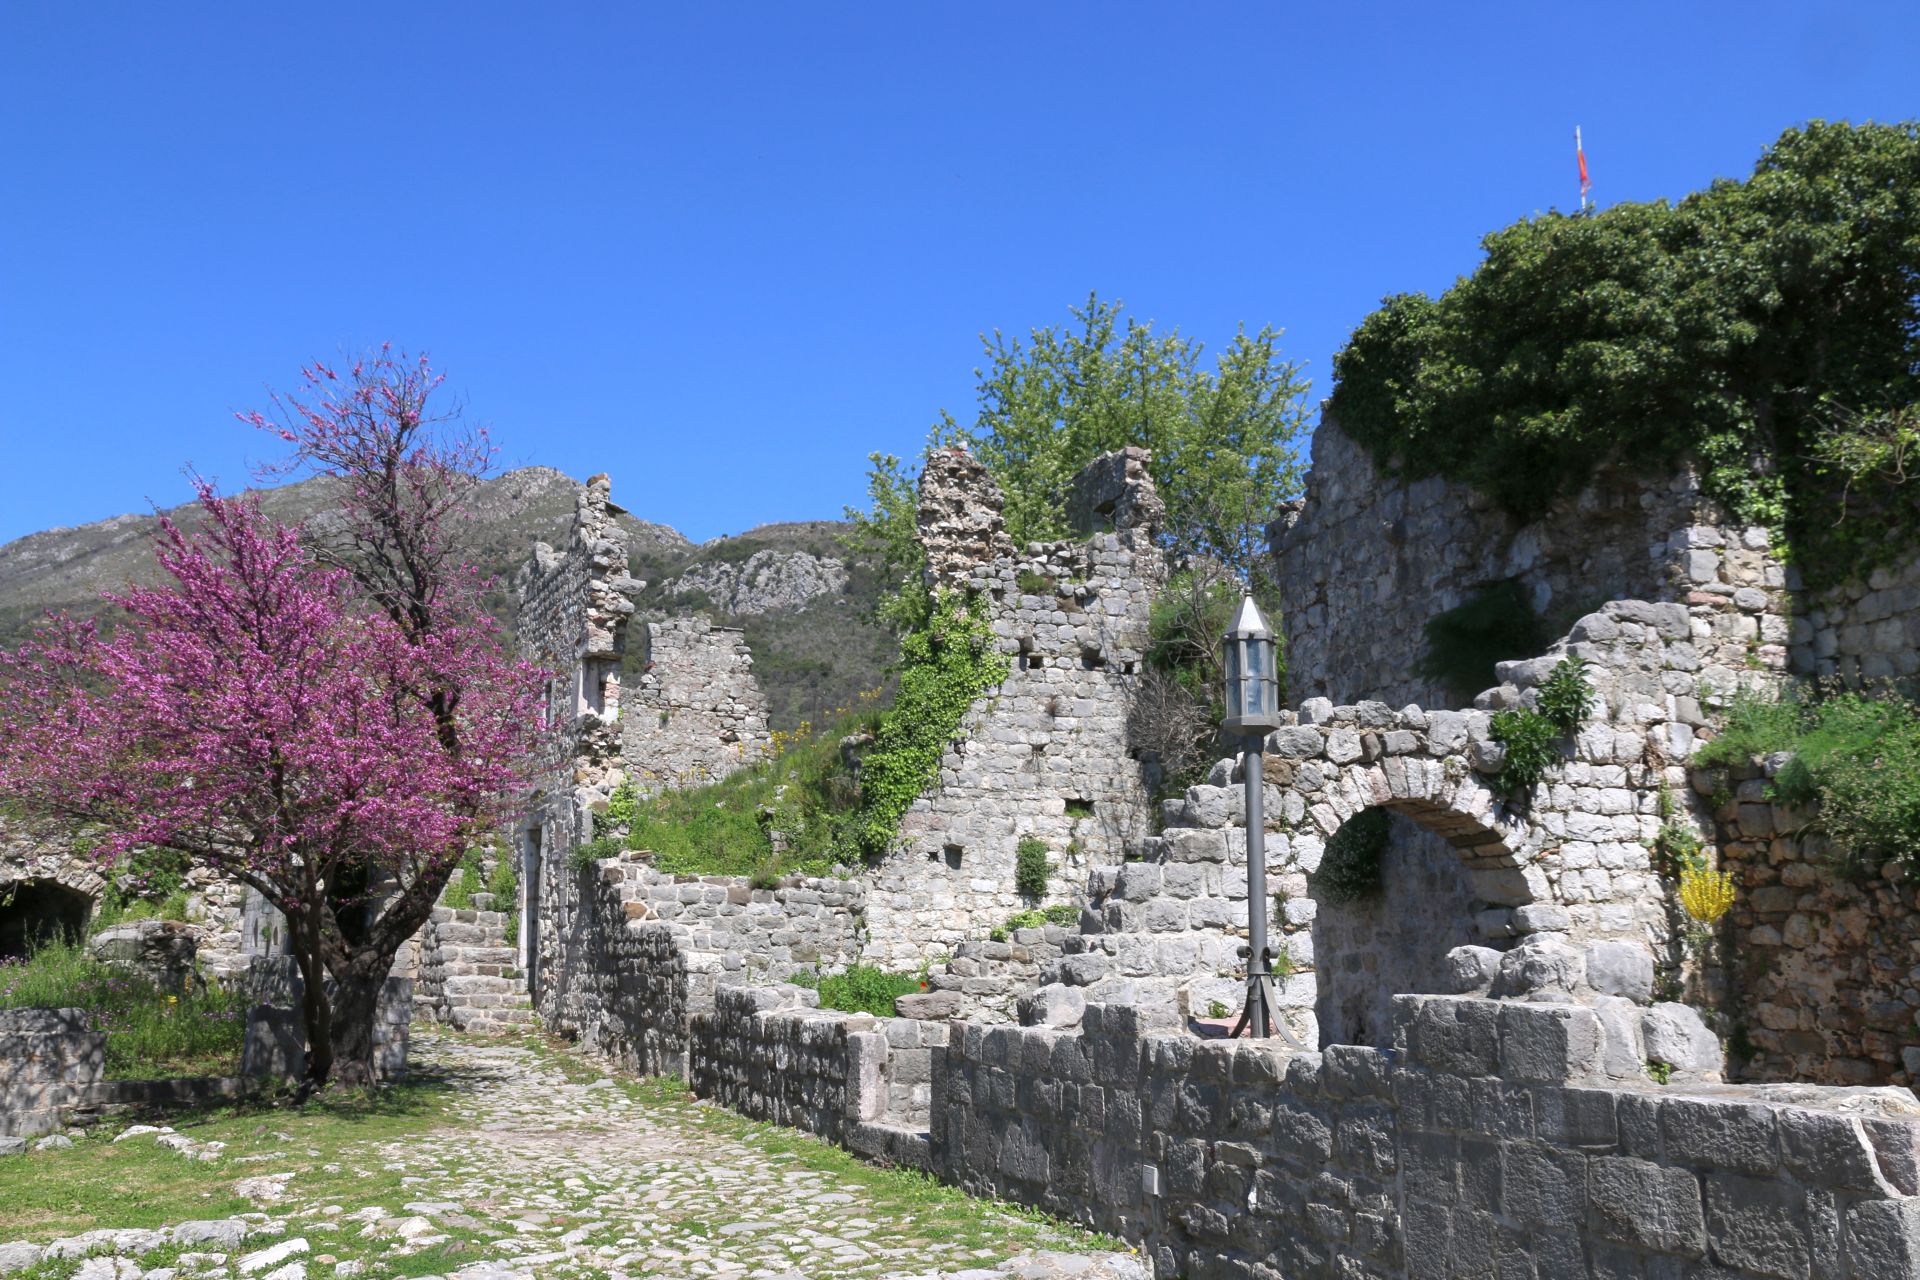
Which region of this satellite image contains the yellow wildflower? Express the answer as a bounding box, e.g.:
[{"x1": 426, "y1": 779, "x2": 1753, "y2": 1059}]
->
[{"x1": 1679, "y1": 866, "x2": 1737, "y2": 924}]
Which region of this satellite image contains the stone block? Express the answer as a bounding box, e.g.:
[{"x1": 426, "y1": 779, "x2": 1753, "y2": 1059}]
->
[
  {"x1": 1661, "y1": 1097, "x2": 1780, "y2": 1175},
  {"x1": 1704, "y1": 1173, "x2": 1810, "y2": 1279},
  {"x1": 1441, "y1": 946, "x2": 1502, "y2": 995},
  {"x1": 1499, "y1": 1141, "x2": 1587, "y2": 1228},
  {"x1": 1778, "y1": 1108, "x2": 1886, "y2": 1192},
  {"x1": 1497, "y1": 1003, "x2": 1602, "y2": 1084},
  {"x1": 1400, "y1": 997, "x2": 1500, "y2": 1078},
  {"x1": 1642, "y1": 1003, "x2": 1723, "y2": 1076},
  {"x1": 1845, "y1": 1199, "x2": 1920, "y2": 1278},
  {"x1": 1586, "y1": 1156, "x2": 1707, "y2": 1256},
  {"x1": 1017, "y1": 984, "x2": 1086, "y2": 1029},
  {"x1": 1493, "y1": 935, "x2": 1586, "y2": 1001},
  {"x1": 1584, "y1": 941, "x2": 1654, "y2": 1004}
]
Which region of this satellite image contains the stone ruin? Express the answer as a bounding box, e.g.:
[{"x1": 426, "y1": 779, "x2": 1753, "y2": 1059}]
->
[
  {"x1": 16, "y1": 411, "x2": 1920, "y2": 1273},
  {"x1": 487, "y1": 421, "x2": 1920, "y2": 1276},
  {"x1": 622, "y1": 616, "x2": 770, "y2": 797},
  {"x1": 863, "y1": 446, "x2": 1166, "y2": 966}
]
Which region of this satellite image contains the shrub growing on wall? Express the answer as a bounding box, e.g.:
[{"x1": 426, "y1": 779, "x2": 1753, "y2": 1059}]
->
[
  {"x1": 1329, "y1": 120, "x2": 1920, "y2": 586},
  {"x1": 1014, "y1": 837, "x2": 1051, "y2": 899}
]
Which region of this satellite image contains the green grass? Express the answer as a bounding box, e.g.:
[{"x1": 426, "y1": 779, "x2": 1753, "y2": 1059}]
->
[
  {"x1": 1698, "y1": 683, "x2": 1920, "y2": 868},
  {"x1": 0, "y1": 942, "x2": 248, "y2": 1079},
  {"x1": 787, "y1": 964, "x2": 923, "y2": 1016},
  {"x1": 614, "y1": 698, "x2": 887, "y2": 879},
  {"x1": 0, "y1": 1074, "x2": 456, "y2": 1242}
]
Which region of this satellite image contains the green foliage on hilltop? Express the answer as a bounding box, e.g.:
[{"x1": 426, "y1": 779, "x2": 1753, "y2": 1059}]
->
[
  {"x1": 1697, "y1": 683, "x2": 1920, "y2": 869},
  {"x1": 1330, "y1": 121, "x2": 1920, "y2": 586},
  {"x1": 849, "y1": 294, "x2": 1313, "y2": 624}
]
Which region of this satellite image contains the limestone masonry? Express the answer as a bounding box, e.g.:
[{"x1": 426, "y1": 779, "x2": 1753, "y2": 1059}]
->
[{"x1": 490, "y1": 426, "x2": 1920, "y2": 1277}]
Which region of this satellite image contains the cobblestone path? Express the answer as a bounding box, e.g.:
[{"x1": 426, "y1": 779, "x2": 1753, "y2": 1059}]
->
[{"x1": 0, "y1": 1033, "x2": 1145, "y2": 1280}]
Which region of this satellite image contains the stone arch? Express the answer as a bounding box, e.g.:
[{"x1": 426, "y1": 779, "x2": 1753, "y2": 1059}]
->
[
  {"x1": 0, "y1": 879, "x2": 95, "y2": 959},
  {"x1": 1261, "y1": 705, "x2": 1545, "y2": 1049}
]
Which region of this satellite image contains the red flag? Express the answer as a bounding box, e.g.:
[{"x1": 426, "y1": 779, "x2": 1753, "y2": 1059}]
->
[{"x1": 1577, "y1": 127, "x2": 1592, "y2": 201}]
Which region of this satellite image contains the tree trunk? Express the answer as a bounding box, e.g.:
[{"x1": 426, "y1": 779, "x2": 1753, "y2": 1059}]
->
[
  {"x1": 326, "y1": 963, "x2": 389, "y2": 1089},
  {"x1": 290, "y1": 921, "x2": 335, "y2": 1093}
]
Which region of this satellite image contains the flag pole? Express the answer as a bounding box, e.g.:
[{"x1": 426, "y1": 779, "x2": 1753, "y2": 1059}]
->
[{"x1": 1576, "y1": 126, "x2": 1591, "y2": 211}]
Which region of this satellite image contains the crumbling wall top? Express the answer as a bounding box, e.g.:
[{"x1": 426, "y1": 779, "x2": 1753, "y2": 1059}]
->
[
  {"x1": 1066, "y1": 445, "x2": 1163, "y2": 543},
  {"x1": 917, "y1": 448, "x2": 1015, "y2": 593}
]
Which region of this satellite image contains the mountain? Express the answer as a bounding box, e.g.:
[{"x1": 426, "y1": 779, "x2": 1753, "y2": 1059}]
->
[{"x1": 0, "y1": 469, "x2": 894, "y2": 731}]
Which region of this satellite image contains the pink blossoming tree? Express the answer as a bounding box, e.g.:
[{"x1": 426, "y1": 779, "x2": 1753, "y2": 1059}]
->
[{"x1": 0, "y1": 351, "x2": 544, "y2": 1089}]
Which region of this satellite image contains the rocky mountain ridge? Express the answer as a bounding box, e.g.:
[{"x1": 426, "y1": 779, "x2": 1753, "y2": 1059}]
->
[{"x1": 0, "y1": 469, "x2": 892, "y2": 731}]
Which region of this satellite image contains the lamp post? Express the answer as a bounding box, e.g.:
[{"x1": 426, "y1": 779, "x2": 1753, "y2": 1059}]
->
[{"x1": 1221, "y1": 595, "x2": 1285, "y2": 1039}]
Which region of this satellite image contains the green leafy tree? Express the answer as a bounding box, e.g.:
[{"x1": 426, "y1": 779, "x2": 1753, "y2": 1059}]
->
[
  {"x1": 1329, "y1": 120, "x2": 1920, "y2": 581},
  {"x1": 850, "y1": 294, "x2": 1312, "y2": 621}
]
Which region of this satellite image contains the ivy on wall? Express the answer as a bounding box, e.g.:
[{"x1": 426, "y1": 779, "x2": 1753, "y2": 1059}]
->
[{"x1": 844, "y1": 591, "x2": 1011, "y2": 859}]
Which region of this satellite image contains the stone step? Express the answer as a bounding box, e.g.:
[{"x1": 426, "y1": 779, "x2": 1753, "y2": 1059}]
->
[
  {"x1": 1045, "y1": 930, "x2": 1245, "y2": 986},
  {"x1": 442, "y1": 946, "x2": 519, "y2": 966}
]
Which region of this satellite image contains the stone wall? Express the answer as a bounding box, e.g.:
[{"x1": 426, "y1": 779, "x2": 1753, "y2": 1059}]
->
[
  {"x1": 0, "y1": 1008, "x2": 104, "y2": 1139},
  {"x1": 688, "y1": 983, "x2": 944, "y2": 1167},
  {"x1": 863, "y1": 448, "x2": 1165, "y2": 969},
  {"x1": 413, "y1": 901, "x2": 533, "y2": 1035},
  {"x1": 939, "y1": 992, "x2": 1920, "y2": 1280},
  {"x1": 1790, "y1": 548, "x2": 1920, "y2": 684},
  {"x1": 1270, "y1": 416, "x2": 1748, "y2": 708},
  {"x1": 910, "y1": 928, "x2": 1073, "y2": 1023},
  {"x1": 534, "y1": 848, "x2": 863, "y2": 1074},
  {"x1": 621, "y1": 617, "x2": 770, "y2": 796},
  {"x1": 528, "y1": 895, "x2": 1920, "y2": 1280},
  {"x1": 515, "y1": 473, "x2": 643, "y2": 843},
  {"x1": 1705, "y1": 758, "x2": 1920, "y2": 1089}
]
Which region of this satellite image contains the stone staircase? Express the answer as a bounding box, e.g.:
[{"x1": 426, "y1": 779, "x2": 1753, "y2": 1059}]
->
[
  {"x1": 1032, "y1": 761, "x2": 1319, "y2": 1038},
  {"x1": 416, "y1": 894, "x2": 535, "y2": 1035}
]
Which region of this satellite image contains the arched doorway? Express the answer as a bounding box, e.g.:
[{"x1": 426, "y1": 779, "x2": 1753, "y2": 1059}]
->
[
  {"x1": 1307, "y1": 810, "x2": 1492, "y2": 1049},
  {"x1": 0, "y1": 879, "x2": 94, "y2": 959}
]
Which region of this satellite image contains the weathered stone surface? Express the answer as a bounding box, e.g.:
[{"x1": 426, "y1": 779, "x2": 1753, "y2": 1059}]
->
[{"x1": 1584, "y1": 940, "x2": 1654, "y2": 1004}]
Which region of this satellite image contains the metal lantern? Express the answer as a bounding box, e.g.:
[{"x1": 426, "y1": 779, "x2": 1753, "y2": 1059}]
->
[
  {"x1": 1220, "y1": 591, "x2": 1300, "y2": 1047},
  {"x1": 1220, "y1": 595, "x2": 1281, "y2": 733}
]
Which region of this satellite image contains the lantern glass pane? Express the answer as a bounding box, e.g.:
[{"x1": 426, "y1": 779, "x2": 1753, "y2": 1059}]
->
[
  {"x1": 1224, "y1": 639, "x2": 1242, "y2": 717},
  {"x1": 1246, "y1": 667, "x2": 1264, "y2": 715}
]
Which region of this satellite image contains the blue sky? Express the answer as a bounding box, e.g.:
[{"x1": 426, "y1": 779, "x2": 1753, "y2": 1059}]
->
[{"x1": 1, "y1": 3, "x2": 1915, "y2": 546}]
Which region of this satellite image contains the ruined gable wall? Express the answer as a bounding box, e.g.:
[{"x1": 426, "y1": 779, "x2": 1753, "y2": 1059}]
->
[
  {"x1": 515, "y1": 473, "x2": 640, "y2": 841},
  {"x1": 620, "y1": 617, "x2": 770, "y2": 796},
  {"x1": 1272, "y1": 417, "x2": 1716, "y2": 707},
  {"x1": 863, "y1": 449, "x2": 1165, "y2": 969}
]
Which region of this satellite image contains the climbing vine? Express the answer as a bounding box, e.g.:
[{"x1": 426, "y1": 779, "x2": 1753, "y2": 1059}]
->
[{"x1": 844, "y1": 591, "x2": 1010, "y2": 859}]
